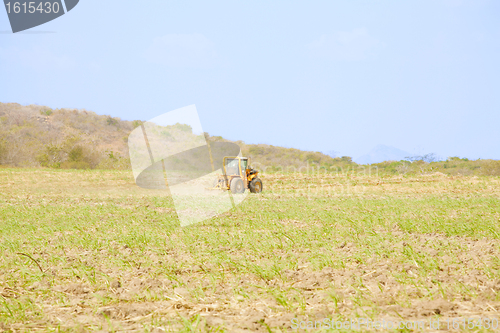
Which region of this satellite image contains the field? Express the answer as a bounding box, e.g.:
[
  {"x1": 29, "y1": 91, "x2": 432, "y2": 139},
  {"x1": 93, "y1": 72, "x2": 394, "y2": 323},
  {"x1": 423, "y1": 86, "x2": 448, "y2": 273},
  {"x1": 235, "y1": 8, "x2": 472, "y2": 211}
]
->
[{"x1": 1, "y1": 168, "x2": 500, "y2": 332}]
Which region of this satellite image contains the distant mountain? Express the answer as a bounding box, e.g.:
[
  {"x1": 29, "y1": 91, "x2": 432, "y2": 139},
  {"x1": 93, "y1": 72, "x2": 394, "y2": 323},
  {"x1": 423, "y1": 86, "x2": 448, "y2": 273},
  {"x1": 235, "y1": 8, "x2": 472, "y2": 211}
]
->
[{"x1": 355, "y1": 144, "x2": 411, "y2": 164}]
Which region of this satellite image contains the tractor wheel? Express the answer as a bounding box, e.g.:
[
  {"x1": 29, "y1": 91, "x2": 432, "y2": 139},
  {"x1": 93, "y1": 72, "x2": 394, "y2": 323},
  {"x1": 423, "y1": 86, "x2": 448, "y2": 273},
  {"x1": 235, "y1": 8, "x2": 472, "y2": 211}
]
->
[
  {"x1": 230, "y1": 177, "x2": 245, "y2": 194},
  {"x1": 249, "y1": 178, "x2": 263, "y2": 193}
]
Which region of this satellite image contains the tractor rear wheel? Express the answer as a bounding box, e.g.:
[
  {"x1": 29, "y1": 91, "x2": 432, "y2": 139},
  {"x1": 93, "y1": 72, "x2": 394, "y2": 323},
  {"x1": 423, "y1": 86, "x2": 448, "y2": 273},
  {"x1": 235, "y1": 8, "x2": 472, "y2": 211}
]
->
[
  {"x1": 230, "y1": 178, "x2": 245, "y2": 194},
  {"x1": 249, "y1": 178, "x2": 263, "y2": 193}
]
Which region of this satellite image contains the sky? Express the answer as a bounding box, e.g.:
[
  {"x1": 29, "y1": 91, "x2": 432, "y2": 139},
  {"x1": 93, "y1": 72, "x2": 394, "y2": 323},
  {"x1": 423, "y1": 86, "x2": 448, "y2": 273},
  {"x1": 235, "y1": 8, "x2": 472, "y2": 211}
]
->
[{"x1": 1, "y1": 0, "x2": 499, "y2": 160}]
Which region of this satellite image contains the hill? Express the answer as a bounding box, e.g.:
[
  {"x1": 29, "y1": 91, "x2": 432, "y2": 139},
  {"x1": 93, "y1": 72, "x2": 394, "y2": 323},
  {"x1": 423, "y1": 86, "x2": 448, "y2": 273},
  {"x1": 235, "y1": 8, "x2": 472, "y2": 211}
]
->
[
  {"x1": 0, "y1": 103, "x2": 134, "y2": 169},
  {"x1": 0, "y1": 102, "x2": 352, "y2": 171},
  {"x1": 1, "y1": 102, "x2": 499, "y2": 176},
  {"x1": 355, "y1": 144, "x2": 412, "y2": 164}
]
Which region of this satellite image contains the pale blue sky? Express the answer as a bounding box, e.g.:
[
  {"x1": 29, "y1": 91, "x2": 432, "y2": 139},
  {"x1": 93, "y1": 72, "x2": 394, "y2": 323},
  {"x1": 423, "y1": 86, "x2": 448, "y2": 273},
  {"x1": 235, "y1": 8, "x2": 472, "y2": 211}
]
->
[{"x1": 1, "y1": 0, "x2": 499, "y2": 159}]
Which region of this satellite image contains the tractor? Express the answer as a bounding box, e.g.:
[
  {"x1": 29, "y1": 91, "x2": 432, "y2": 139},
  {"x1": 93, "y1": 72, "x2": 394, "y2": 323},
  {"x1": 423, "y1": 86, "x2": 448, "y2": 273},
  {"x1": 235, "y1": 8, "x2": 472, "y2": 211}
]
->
[{"x1": 213, "y1": 156, "x2": 262, "y2": 194}]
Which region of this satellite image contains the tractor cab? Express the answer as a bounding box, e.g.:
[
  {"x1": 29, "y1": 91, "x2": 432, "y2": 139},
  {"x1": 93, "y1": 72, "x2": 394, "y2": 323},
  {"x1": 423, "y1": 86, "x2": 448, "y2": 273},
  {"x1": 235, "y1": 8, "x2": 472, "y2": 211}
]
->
[{"x1": 224, "y1": 157, "x2": 246, "y2": 176}]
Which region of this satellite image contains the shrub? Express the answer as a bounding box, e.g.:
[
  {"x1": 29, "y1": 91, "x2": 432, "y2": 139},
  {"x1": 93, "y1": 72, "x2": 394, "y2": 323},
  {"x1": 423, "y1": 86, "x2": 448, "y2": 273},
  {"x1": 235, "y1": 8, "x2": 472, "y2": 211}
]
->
[
  {"x1": 0, "y1": 137, "x2": 6, "y2": 164},
  {"x1": 68, "y1": 146, "x2": 84, "y2": 162},
  {"x1": 480, "y1": 160, "x2": 500, "y2": 176},
  {"x1": 106, "y1": 116, "x2": 119, "y2": 127},
  {"x1": 175, "y1": 123, "x2": 192, "y2": 132}
]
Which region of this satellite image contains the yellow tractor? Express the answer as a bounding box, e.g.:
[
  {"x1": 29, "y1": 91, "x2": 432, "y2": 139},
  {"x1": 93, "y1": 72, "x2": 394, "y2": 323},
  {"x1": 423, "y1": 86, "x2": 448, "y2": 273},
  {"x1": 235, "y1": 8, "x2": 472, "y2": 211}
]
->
[{"x1": 213, "y1": 156, "x2": 262, "y2": 194}]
